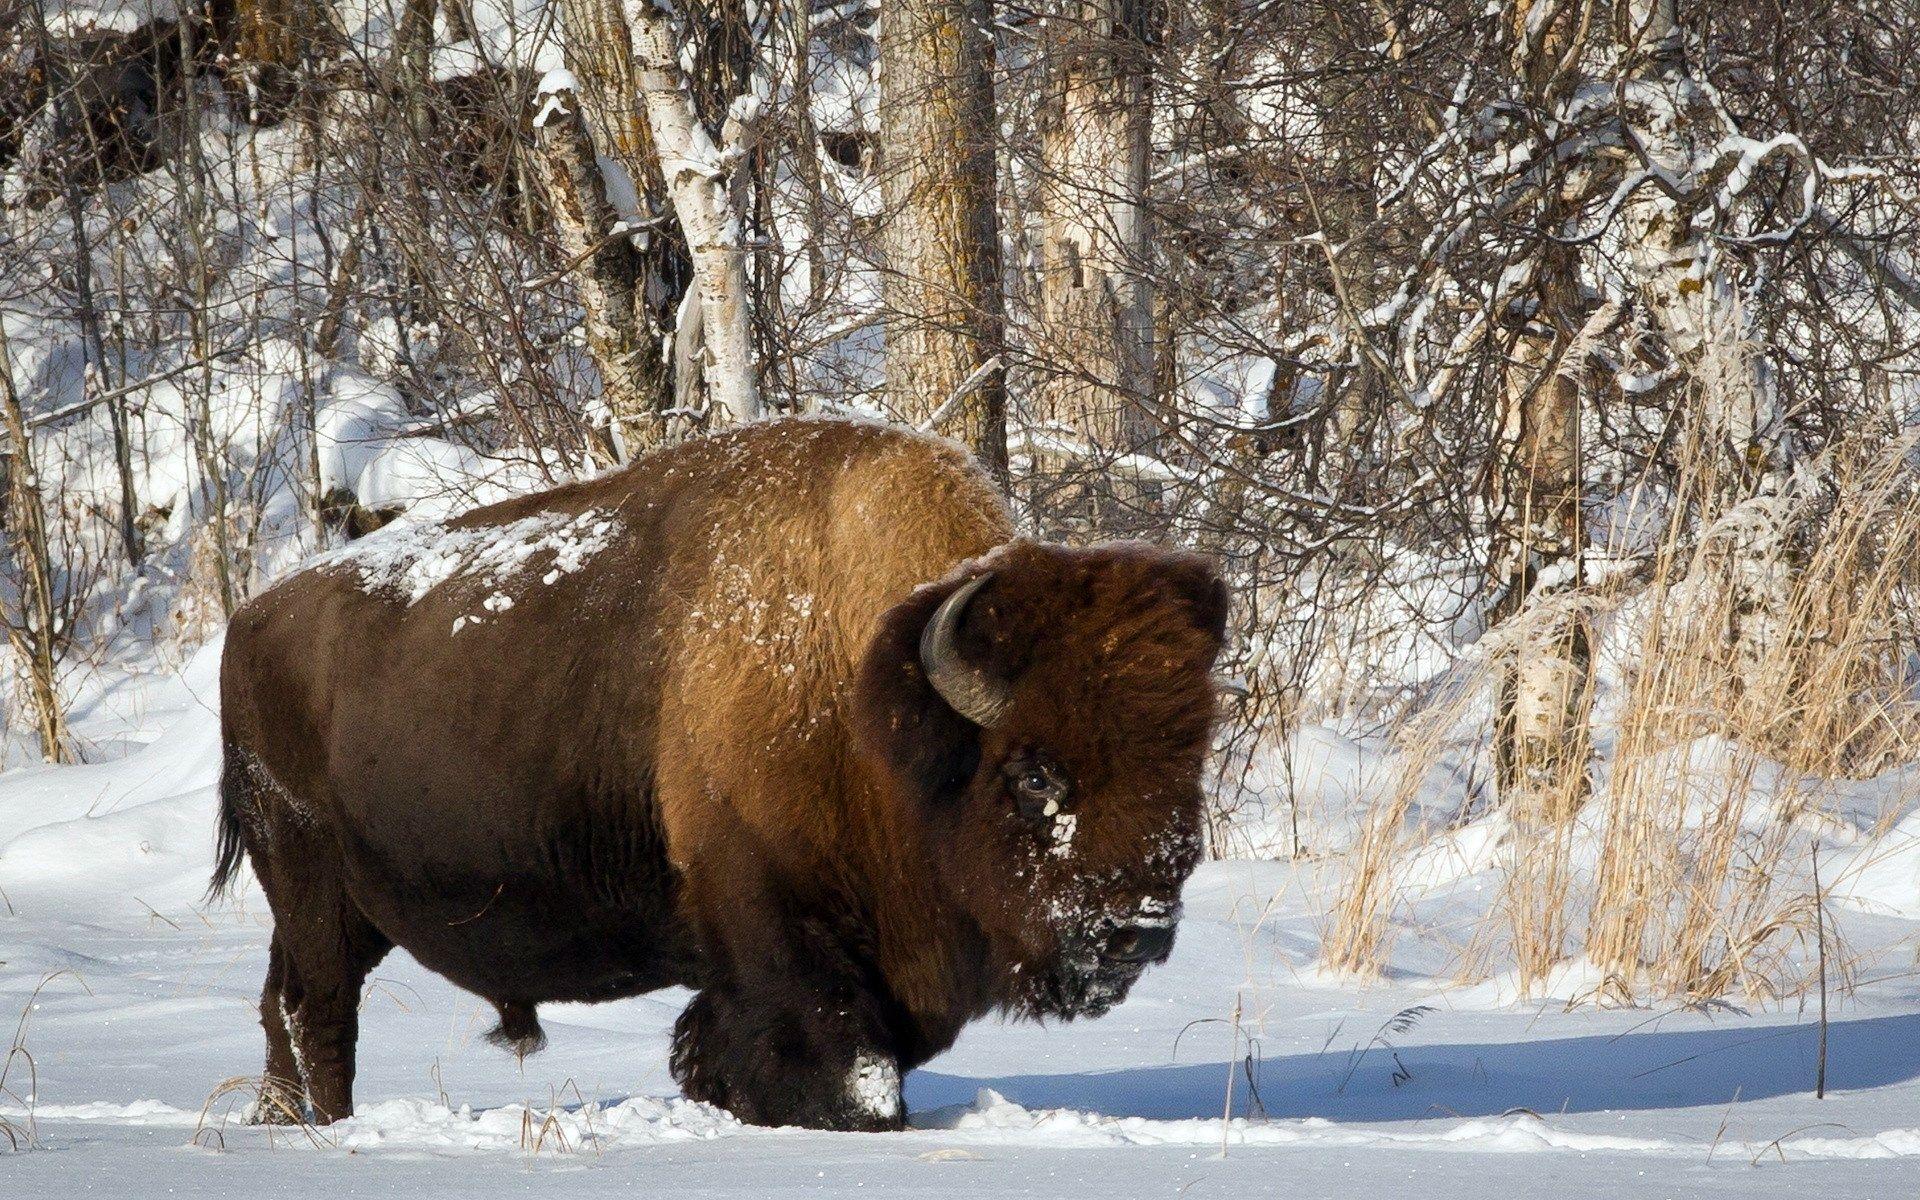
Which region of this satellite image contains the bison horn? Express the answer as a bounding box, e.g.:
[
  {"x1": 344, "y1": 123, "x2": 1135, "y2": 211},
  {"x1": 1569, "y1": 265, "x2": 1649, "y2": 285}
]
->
[{"x1": 919, "y1": 572, "x2": 1014, "y2": 728}]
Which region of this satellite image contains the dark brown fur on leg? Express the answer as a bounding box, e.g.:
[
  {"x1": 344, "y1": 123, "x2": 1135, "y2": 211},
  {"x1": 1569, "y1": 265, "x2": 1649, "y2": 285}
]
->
[
  {"x1": 288, "y1": 985, "x2": 360, "y2": 1124},
  {"x1": 671, "y1": 987, "x2": 903, "y2": 1133},
  {"x1": 224, "y1": 749, "x2": 391, "y2": 1125},
  {"x1": 282, "y1": 913, "x2": 389, "y2": 1124},
  {"x1": 248, "y1": 937, "x2": 307, "y2": 1125},
  {"x1": 668, "y1": 877, "x2": 907, "y2": 1133}
]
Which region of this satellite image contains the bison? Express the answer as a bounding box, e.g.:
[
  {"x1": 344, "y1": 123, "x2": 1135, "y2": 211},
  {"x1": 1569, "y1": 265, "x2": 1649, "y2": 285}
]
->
[{"x1": 212, "y1": 416, "x2": 1228, "y2": 1131}]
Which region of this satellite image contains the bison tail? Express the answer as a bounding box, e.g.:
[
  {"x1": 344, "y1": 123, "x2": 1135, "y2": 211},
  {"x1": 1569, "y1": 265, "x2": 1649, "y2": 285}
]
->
[
  {"x1": 207, "y1": 748, "x2": 251, "y2": 903},
  {"x1": 486, "y1": 1001, "x2": 548, "y2": 1059}
]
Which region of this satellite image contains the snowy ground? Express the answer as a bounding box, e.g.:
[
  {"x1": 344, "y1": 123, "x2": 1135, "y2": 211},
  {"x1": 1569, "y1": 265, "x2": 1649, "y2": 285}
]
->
[{"x1": 5, "y1": 646, "x2": 1920, "y2": 1197}]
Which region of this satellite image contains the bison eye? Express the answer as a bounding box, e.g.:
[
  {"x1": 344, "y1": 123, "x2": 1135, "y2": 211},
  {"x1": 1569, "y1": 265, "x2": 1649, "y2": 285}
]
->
[{"x1": 1006, "y1": 757, "x2": 1070, "y2": 819}]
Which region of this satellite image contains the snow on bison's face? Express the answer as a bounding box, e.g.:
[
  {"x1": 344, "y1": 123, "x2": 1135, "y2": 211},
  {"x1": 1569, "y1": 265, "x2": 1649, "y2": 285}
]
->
[{"x1": 855, "y1": 539, "x2": 1229, "y2": 1020}]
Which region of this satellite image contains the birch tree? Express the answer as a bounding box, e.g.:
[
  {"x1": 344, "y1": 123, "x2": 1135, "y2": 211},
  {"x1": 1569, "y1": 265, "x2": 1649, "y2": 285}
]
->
[
  {"x1": 1615, "y1": 0, "x2": 1802, "y2": 693},
  {"x1": 539, "y1": 0, "x2": 758, "y2": 431},
  {"x1": 629, "y1": 0, "x2": 761, "y2": 424},
  {"x1": 1487, "y1": 0, "x2": 1594, "y2": 819},
  {"x1": 531, "y1": 54, "x2": 675, "y2": 457}
]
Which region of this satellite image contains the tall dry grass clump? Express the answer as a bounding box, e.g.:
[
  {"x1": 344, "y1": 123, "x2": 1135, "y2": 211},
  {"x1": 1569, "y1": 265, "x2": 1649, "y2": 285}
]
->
[
  {"x1": 1584, "y1": 435, "x2": 1920, "y2": 1003},
  {"x1": 1321, "y1": 687, "x2": 1478, "y2": 976},
  {"x1": 1326, "y1": 430, "x2": 1920, "y2": 1003},
  {"x1": 1484, "y1": 589, "x2": 1600, "y2": 994}
]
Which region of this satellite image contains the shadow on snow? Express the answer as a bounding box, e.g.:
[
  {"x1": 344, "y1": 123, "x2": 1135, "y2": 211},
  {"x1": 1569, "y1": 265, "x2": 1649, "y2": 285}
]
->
[{"x1": 906, "y1": 1012, "x2": 1920, "y2": 1123}]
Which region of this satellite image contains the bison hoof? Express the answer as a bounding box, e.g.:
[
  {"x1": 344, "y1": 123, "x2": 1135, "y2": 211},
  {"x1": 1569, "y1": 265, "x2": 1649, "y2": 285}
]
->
[
  {"x1": 684, "y1": 1071, "x2": 906, "y2": 1133},
  {"x1": 671, "y1": 994, "x2": 905, "y2": 1132}
]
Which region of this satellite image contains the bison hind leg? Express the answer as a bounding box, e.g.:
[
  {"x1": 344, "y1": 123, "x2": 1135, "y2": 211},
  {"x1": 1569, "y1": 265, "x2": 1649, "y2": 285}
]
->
[
  {"x1": 245, "y1": 936, "x2": 309, "y2": 1125},
  {"x1": 485, "y1": 1001, "x2": 547, "y2": 1059}
]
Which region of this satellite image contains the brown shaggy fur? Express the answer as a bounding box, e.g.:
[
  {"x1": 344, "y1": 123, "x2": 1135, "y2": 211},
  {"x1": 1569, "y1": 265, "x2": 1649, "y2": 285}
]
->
[{"x1": 214, "y1": 416, "x2": 1227, "y2": 1130}]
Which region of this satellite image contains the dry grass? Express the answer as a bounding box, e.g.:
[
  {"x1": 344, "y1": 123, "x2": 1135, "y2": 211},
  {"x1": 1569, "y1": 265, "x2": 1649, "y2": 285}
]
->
[
  {"x1": 187, "y1": 1075, "x2": 605, "y2": 1156},
  {"x1": 159, "y1": 508, "x2": 257, "y2": 667},
  {"x1": 519, "y1": 1080, "x2": 602, "y2": 1157},
  {"x1": 1583, "y1": 435, "x2": 1920, "y2": 1004},
  {"x1": 1325, "y1": 431, "x2": 1920, "y2": 1004},
  {"x1": 1485, "y1": 590, "x2": 1600, "y2": 994},
  {"x1": 194, "y1": 1075, "x2": 332, "y2": 1151},
  {"x1": 1321, "y1": 689, "x2": 1476, "y2": 975},
  {"x1": 1320, "y1": 789, "x2": 1411, "y2": 975},
  {"x1": 2, "y1": 970, "x2": 95, "y2": 1151},
  {"x1": 1, "y1": 1002, "x2": 38, "y2": 1151}
]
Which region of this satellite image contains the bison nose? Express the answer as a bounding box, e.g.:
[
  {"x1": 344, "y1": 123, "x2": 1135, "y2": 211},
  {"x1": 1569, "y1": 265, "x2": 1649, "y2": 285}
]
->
[{"x1": 1101, "y1": 924, "x2": 1173, "y2": 965}]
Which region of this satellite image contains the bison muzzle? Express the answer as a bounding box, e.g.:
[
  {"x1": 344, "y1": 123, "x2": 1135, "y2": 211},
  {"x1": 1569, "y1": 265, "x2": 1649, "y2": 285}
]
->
[{"x1": 212, "y1": 417, "x2": 1227, "y2": 1131}]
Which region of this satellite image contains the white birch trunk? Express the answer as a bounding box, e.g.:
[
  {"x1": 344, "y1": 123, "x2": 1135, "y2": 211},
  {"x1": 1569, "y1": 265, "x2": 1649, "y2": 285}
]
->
[
  {"x1": 1618, "y1": 0, "x2": 1796, "y2": 687},
  {"x1": 1489, "y1": 0, "x2": 1591, "y2": 826},
  {"x1": 1619, "y1": 1, "x2": 1778, "y2": 473},
  {"x1": 628, "y1": 0, "x2": 761, "y2": 423},
  {"x1": 1491, "y1": 309, "x2": 1591, "y2": 821},
  {"x1": 546, "y1": 0, "x2": 685, "y2": 455}
]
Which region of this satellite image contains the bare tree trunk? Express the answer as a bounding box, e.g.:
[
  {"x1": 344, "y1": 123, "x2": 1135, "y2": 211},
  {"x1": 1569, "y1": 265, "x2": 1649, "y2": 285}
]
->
[
  {"x1": 63, "y1": 163, "x2": 143, "y2": 566},
  {"x1": 879, "y1": 0, "x2": 1007, "y2": 483},
  {"x1": 533, "y1": 73, "x2": 671, "y2": 457},
  {"x1": 1490, "y1": 0, "x2": 1592, "y2": 822},
  {"x1": 393, "y1": 0, "x2": 435, "y2": 141},
  {"x1": 1489, "y1": 267, "x2": 1593, "y2": 821},
  {"x1": 780, "y1": 0, "x2": 829, "y2": 316},
  {"x1": 1034, "y1": 0, "x2": 1157, "y2": 518},
  {"x1": 28, "y1": 6, "x2": 143, "y2": 564},
  {"x1": 1619, "y1": 1, "x2": 1779, "y2": 473},
  {"x1": 547, "y1": 0, "x2": 682, "y2": 455},
  {"x1": 629, "y1": 0, "x2": 761, "y2": 424},
  {"x1": 0, "y1": 322, "x2": 72, "y2": 764},
  {"x1": 177, "y1": 17, "x2": 236, "y2": 615}
]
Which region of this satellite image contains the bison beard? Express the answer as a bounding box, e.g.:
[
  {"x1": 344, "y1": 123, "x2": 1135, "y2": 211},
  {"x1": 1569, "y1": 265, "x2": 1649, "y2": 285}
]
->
[{"x1": 212, "y1": 417, "x2": 1227, "y2": 1131}]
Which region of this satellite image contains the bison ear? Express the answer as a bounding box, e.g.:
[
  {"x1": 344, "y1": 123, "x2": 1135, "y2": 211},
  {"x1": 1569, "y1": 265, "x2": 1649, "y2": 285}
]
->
[
  {"x1": 1162, "y1": 551, "x2": 1231, "y2": 650},
  {"x1": 851, "y1": 577, "x2": 985, "y2": 811}
]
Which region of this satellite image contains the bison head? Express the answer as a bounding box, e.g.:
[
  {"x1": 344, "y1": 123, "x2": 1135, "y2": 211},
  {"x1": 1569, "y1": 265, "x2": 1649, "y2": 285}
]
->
[{"x1": 855, "y1": 540, "x2": 1229, "y2": 1020}]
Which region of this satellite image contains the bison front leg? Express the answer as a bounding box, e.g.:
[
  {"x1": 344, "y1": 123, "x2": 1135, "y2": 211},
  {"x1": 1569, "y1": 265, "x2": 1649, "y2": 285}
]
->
[{"x1": 670, "y1": 986, "x2": 903, "y2": 1132}]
